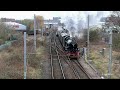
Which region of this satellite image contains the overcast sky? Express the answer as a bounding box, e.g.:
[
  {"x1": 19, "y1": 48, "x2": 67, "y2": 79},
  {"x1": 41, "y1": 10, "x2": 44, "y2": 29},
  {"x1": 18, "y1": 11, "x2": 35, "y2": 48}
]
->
[
  {"x1": 0, "y1": 11, "x2": 111, "y2": 28},
  {"x1": 0, "y1": 11, "x2": 110, "y2": 20}
]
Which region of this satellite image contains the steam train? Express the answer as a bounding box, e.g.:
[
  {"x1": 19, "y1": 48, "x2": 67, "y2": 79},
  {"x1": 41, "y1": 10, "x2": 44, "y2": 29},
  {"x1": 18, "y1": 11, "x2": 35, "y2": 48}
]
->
[{"x1": 56, "y1": 27, "x2": 80, "y2": 59}]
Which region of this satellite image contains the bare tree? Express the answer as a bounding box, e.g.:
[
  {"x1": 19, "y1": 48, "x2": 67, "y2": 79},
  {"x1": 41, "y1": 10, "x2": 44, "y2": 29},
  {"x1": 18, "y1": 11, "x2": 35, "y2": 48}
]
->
[
  {"x1": 105, "y1": 11, "x2": 120, "y2": 51},
  {"x1": 105, "y1": 11, "x2": 120, "y2": 29}
]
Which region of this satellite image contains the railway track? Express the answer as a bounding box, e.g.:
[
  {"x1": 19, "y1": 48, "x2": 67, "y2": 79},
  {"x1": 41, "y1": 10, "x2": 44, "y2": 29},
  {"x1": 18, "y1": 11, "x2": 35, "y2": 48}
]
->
[
  {"x1": 50, "y1": 45, "x2": 79, "y2": 79},
  {"x1": 49, "y1": 31, "x2": 66, "y2": 79},
  {"x1": 49, "y1": 30, "x2": 91, "y2": 79},
  {"x1": 56, "y1": 46, "x2": 91, "y2": 79},
  {"x1": 55, "y1": 33, "x2": 91, "y2": 79},
  {"x1": 72, "y1": 60, "x2": 92, "y2": 79}
]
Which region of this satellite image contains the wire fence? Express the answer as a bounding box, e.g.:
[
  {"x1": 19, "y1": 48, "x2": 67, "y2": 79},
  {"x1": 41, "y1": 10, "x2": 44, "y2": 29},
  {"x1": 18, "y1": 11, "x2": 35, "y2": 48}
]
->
[
  {"x1": 0, "y1": 21, "x2": 24, "y2": 79},
  {"x1": 1, "y1": 14, "x2": 120, "y2": 79},
  {"x1": 75, "y1": 26, "x2": 120, "y2": 79},
  {"x1": 25, "y1": 15, "x2": 48, "y2": 79},
  {"x1": 0, "y1": 19, "x2": 43, "y2": 79},
  {"x1": 0, "y1": 15, "x2": 50, "y2": 79},
  {"x1": 88, "y1": 31, "x2": 120, "y2": 79}
]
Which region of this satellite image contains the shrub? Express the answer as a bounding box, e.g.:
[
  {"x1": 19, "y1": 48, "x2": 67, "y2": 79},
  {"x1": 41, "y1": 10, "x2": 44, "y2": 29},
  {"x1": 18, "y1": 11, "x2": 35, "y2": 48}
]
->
[
  {"x1": 89, "y1": 29, "x2": 100, "y2": 42},
  {"x1": 113, "y1": 33, "x2": 120, "y2": 51},
  {"x1": 0, "y1": 22, "x2": 17, "y2": 42},
  {"x1": 83, "y1": 28, "x2": 101, "y2": 42}
]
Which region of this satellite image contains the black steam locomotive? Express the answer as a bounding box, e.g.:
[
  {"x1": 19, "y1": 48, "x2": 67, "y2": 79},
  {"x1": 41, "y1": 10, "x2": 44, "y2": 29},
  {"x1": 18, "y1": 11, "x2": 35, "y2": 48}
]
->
[{"x1": 56, "y1": 27, "x2": 80, "y2": 59}]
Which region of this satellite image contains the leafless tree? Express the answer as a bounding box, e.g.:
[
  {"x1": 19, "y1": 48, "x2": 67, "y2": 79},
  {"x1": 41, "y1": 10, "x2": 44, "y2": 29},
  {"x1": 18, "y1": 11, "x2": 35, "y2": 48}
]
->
[
  {"x1": 105, "y1": 11, "x2": 120, "y2": 29},
  {"x1": 105, "y1": 11, "x2": 120, "y2": 51}
]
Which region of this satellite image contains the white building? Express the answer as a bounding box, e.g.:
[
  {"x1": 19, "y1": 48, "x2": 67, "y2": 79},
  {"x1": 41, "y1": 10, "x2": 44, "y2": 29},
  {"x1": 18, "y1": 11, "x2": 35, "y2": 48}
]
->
[
  {"x1": 44, "y1": 17, "x2": 61, "y2": 29},
  {"x1": 3, "y1": 22, "x2": 27, "y2": 31},
  {"x1": 44, "y1": 21, "x2": 58, "y2": 28}
]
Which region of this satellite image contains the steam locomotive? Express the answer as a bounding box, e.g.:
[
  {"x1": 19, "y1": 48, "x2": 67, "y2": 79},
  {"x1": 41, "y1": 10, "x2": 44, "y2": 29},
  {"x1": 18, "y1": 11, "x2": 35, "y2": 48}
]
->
[{"x1": 56, "y1": 27, "x2": 80, "y2": 59}]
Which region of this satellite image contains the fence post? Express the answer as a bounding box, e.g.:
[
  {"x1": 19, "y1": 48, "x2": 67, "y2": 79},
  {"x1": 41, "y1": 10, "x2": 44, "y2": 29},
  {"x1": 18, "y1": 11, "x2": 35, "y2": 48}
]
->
[
  {"x1": 24, "y1": 32, "x2": 27, "y2": 79},
  {"x1": 108, "y1": 28, "x2": 112, "y2": 79},
  {"x1": 84, "y1": 47, "x2": 88, "y2": 63},
  {"x1": 34, "y1": 14, "x2": 36, "y2": 52}
]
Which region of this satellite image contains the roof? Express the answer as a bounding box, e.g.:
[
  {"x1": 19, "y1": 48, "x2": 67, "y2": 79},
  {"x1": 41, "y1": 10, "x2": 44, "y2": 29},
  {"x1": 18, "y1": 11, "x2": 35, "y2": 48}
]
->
[
  {"x1": 4, "y1": 22, "x2": 23, "y2": 26},
  {"x1": 3, "y1": 22, "x2": 26, "y2": 30}
]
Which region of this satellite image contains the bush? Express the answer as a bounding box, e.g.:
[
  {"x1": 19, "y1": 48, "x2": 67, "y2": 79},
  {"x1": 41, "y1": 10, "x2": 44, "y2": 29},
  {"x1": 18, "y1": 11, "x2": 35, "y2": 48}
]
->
[
  {"x1": 0, "y1": 22, "x2": 17, "y2": 42},
  {"x1": 89, "y1": 29, "x2": 100, "y2": 42},
  {"x1": 83, "y1": 27, "x2": 101, "y2": 42},
  {"x1": 0, "y1": 39, "x2": 4, "y2": 45},
  {"x1": 27, "y1": 30, "x2": 39, "y2": 35},
  {"x1": 83, "y1": 29, "x2": 87, "y2": 41},
  {"x1": 113, "y1": 33, "x2": 120, "y2": 51}
]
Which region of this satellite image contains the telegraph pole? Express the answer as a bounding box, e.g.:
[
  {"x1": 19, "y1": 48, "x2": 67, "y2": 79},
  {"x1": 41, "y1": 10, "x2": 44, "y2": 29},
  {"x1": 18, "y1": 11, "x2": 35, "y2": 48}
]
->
[
  {"x1": 24, "y1": 32, "x2": 27, "y2": 79},
  {"x1": 87, "y1": 15, "x2": 90, "y2": 59},
  {"x1": 108, "y1": 27, "x2": 112, "y2": 79},
  {"x1": 42, "y1": 27, "x2": 43, "y2": 38},
  {"x1": 34, "y1": 14, "x2": 36, "y2": 52}
]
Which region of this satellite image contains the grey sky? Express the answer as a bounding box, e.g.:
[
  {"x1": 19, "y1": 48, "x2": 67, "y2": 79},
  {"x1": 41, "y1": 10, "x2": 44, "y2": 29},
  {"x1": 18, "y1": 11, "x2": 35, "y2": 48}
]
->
[
  {"x1": 0, "y1": 11, "x2": 110, "y2": 20},
  {"x1": 0, "y1": 11, "x2": 110, "y2": 28}
]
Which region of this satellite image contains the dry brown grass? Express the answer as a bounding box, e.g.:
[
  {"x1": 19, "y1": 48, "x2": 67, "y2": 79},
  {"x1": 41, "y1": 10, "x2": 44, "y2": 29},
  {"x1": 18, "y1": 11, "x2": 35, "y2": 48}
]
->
[
  {"x1": 0, "y1": 46, "x2": 24, "y2": 79},
  {"x1": 0, "y1": 39, "x2": 4, "y2": 45},
  {"x1": 89, "y1": 44, "x2": 120, "y2": 79},
  {"x1": 0, "y1": 35, "x2": 46, "y2": 79}
]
